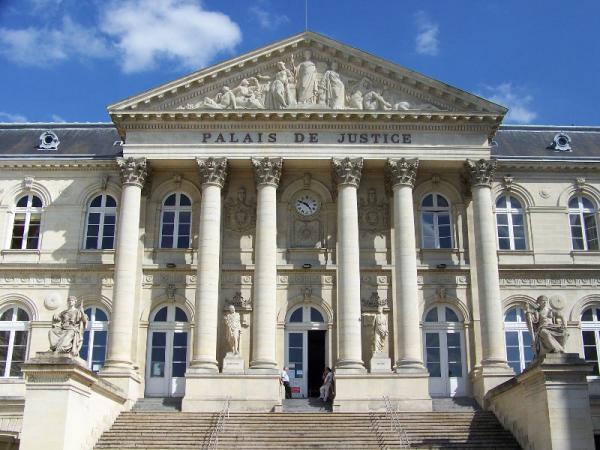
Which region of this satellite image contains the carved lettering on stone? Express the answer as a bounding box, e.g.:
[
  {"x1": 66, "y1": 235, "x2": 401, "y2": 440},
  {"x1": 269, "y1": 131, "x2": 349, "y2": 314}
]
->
[{"x1": 223, "y1": 187, "x2": 256, "y2": 233}]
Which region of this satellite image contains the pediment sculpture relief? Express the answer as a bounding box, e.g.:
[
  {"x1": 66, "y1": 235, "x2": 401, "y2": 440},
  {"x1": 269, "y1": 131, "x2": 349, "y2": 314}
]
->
[{"x1": 177, "y1": 50, "x2": 442, "y2": 112}]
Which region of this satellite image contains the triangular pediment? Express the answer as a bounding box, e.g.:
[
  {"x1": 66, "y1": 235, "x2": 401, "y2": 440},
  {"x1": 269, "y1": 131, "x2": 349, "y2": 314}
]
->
[{"x1": 108, "y1": 32, "x2": 506, "y2": 117}]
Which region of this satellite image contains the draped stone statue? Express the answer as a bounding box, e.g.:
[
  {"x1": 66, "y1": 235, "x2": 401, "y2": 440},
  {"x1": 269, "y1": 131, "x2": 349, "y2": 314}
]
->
[
  {"x1": 320, "y1": 61, "x2": 345, "y2": 109},
  {"x1": 231, "y1": 78, "x2": 264, "y2": 109},
  {"x1": 526, "y1": 295, "x2": 568, "y2": 359},
  {"x1": 295, "y1": 50, "x2": 318, "y2": 104},
  {"x1": 372, "y1": 305, "x2": 388, "y2": 354},
  {"x1": 223, "y1": 304, "x2": 242, "y2": 355},
  {"x1": 264, "y1": 69, "x2": 289, "y2": 109},
  {"x1": 202, "y1": 86, "x2": 237, "y2": 109},
  {"x1": 48, "y1": 296, "x2": 88, "y2": 357}
]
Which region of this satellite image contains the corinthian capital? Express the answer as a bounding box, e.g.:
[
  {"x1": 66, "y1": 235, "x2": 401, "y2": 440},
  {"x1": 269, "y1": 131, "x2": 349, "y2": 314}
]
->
[
  {"x1": 251, "y1": 157, "x2": 282, "y2": 187},
  {"x1": 331, "y1": 157, "x2": 363, "y2": 187},
  {"x1": 465, "y1": 159, "x2": 497, "y2": 187},
  {"x1": 197, "y1": 157, "x2": 228, "y2": 188},
  {"x1": 116, "y1": 157, "x2": 149, "y2": 188},
  {"x1": 385, "y1": 158, "x2": 419, "y2": 189}
]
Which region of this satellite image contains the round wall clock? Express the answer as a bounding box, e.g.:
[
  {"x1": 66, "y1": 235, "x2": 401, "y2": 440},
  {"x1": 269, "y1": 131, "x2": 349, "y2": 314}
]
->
[{"x1": 294, "y1": 192, "x2": 319, "y2": 217}]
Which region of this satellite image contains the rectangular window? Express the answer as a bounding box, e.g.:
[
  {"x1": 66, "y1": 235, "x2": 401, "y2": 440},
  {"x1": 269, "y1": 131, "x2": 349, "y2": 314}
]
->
[{"x1": 582, "y1": 330, "x2": 599, "y2": 375}]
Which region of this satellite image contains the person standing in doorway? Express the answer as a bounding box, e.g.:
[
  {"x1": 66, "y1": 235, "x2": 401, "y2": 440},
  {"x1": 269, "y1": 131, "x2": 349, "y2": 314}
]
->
[
  {"x1": 319, "y1": 367, "x2": 333, "y2": 402},
  {"x1": 281, "y1": 366, "x2": 292, "y2": 399}
]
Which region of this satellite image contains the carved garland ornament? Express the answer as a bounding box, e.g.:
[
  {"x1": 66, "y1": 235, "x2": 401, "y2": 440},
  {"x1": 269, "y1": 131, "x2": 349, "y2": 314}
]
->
[
  {"x1": 116, "y1": 157, "x2": 149, "y2": 188},
  {"x1": 465, "y1": 158, "x2": 496, "y2": 187},
  {"x1": 197, "y1": 157, "x2": 228, "y2": 188},
  {"x1": 385, "y1": 158, "x2": 419, "y2": 189},
  {"x1": 251, "y1": 157, "x2": 283, "y2": 187},
  {"x1": 331, "y1": 157, "x2": 363, "y2": 187}
]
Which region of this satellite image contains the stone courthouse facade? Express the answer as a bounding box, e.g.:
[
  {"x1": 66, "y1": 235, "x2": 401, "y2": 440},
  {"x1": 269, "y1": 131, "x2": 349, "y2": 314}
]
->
[{"x1": 0, "y1": 32, "x2": 599, "y2": 448}]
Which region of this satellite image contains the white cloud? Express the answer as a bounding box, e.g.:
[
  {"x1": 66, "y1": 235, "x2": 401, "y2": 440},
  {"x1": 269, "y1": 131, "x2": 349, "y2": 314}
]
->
[
  {"x1": 0, "y1": 112, "x2": 28, "y2": 122},
  {"x1": 99, "y1": 0, "x2": 242, "y2": 73},
  {"x1": 51, "y1": 114, "x2": 67, "y2": 122},
  {"x1": 0, "y1": 16, "x2": 110, "y2": 66},
  {"x1": 249, "y1": 4, "x2": 289, "y2": 29},
  {"x1": 479, "y1": 83, "x2": 537, "y2": 124},
  {"x1": 415, "y1": 11, "x2": 439, "y2": 56}
]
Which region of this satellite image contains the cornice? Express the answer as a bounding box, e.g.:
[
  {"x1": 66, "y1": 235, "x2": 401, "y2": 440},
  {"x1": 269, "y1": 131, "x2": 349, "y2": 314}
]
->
[
  {"x1": 0, "y1": 160, "x2": 118, "y2": 170},
  {"x1": 496, "y1": 160, "x2": 600, "y2": 172}
]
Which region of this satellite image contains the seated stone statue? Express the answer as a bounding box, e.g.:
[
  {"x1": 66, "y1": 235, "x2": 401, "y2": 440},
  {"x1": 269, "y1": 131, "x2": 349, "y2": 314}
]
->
[
  {"x1": 526, "y1": 295, "x2": 568, "y2": 359},
  {"x1": 48, "y1": 296, "x2": 88, "y2": 357}
]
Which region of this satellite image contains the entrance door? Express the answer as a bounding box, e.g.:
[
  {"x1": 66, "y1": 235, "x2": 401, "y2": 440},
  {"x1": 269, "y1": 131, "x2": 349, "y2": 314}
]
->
[
  {"x1": 285, "y1": 305, "x2": 328, "y2": 398},
  {"x1": 423, "y1": 305, "x2": 466, "y2": 397},
  {"x1": 145, "y1": 305, "x2": 189, "y2": 397}
]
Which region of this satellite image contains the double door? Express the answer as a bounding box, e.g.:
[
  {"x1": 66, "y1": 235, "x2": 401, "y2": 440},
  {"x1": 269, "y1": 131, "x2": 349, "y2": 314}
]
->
[
  {"x1": 285, "y1": 330, "x2": 326, "y2": 398},
  {"x1": 424, "y1": 330, "x2": 466, "y2": 397},
  {"x1": 145, "y1": 329, "x2": 188, "y2": 397}
]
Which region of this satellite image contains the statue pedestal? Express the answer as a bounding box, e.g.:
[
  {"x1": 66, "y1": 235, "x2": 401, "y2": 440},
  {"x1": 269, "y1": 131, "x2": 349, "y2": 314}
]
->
[
  {"x1": 370, "y1": 353, "x2": 391, "y2": 373},
  {"x1": 19, "y1": 352, "x2": 127, "y2": 450},
  {"x1": 222, "y1": 353, "x2": 245, "y2": 374}
]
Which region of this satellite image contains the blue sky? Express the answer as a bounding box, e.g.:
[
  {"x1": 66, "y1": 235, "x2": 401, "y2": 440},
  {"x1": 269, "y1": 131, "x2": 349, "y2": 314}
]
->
[{"x1": 0, "y1": 0, "x2": 599, "y2": 125}]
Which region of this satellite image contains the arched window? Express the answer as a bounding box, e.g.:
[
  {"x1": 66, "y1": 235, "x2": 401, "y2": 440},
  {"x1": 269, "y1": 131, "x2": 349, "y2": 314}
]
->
[
  {"x1": 84, "y1": 194, "x2": 117, "y2": 250},
  {"x1": 569, "y1": 195, "x2": 599, "y2": 250},
  {"x1": 80, "y1": 307, "x2": 109, "y2": 371},
  {"x1": 0, "y1": 306, "x2": 30, "y2": 377},
  {"x1": 423, "y1": 305, "x2": 466, "y2": 397},
  {"x1": 160, "y1": 193, "x2": 192, "y2": 249},
  {"x1": 496, "y1": 195, "x2": 526, "y2": 250},
  {"x1": 581, "y1": 306, "x2": 600, "y2": 375},
  {"x1": 421, "y1": 194, "x2": 452, "y2": 249},
  {"x1": 504, "y1": 306, "x2": 533, "y2": 373},
  {"x1": 11, "y1": 194, "x2": 42, "y2": 250}
]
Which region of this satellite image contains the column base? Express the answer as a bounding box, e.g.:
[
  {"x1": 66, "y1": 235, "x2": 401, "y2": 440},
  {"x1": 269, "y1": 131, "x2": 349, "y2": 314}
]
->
[
  {"x1": 470, "y1": 362, "x2": 514, "y2": 406},
  {"x1": 394, "y1": 359, "x2": 428, "y2": 374},
  {"x1": 187, "y1": 359, "x2": 219, "y2": 374},
  {"x1": 249, "y1": 358, "x2": 279, "y2": 374},
  {"x1": 335, "y1": 359, "x2": 366, "y2": 374}
]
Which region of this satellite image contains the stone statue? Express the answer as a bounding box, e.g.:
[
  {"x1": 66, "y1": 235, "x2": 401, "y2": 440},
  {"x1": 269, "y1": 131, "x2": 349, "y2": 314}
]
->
[
  {"x1": 202, "y1": 86, "x2": 237, "y2": 109},
  {"x1": 295, "y1": 50, "x2": 318, "y2": 104},
  {"x1": 231, "y1": 78, "x2": 264, "y2": 109},
  {"x1": 526, "y1": 295, "x2": 568, "y2": 359},
  {"x1": 264, "y1": 69, "x2": 289, "y2": 109},
  {"x1": 48, "y1": 296, "x2": 88, "y2": 357},
  {"x1": 223, "y1": 304, "x2": 241, "y2": 354},
  {"x1": 372, "y1": 305, "x2": 388, "y2": 354},
  {"x1": 320, "y1": 61, "x2": 345, "y2": 109}
]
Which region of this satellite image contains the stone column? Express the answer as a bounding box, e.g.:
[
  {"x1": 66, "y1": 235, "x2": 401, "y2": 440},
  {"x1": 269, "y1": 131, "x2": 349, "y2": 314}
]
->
[
  {"x1": 385, "y1": 158, "x2": 427, "y2": 372},
  {"x1": 103, "y1": 157, "x2": 148, "y2": 374},
  {"x1": 249, "y1": 157, "x2": 282, "y2": 371},
  {"x1": 332, "y1": 157, "x2": 365, "y2": 372},
  {"x1": 190, "y1": 157, "x2": 228, "y2": 373},
  {"x1": 465, "y1": 159, "x2": 510, "y2": 369}
]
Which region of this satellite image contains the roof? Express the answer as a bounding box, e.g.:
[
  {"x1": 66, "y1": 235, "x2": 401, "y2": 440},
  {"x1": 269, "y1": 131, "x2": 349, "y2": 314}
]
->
[
  {"x1": 0, "y1": 123, "x2": 122, "y2": 159},
  {"x1": 493, "y1": 125, "x2": 600, "y2": 162}
]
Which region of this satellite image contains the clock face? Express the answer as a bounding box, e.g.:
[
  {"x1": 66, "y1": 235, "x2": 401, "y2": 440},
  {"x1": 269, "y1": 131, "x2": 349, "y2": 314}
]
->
[{"x1": 295, "y1": 193, "x2": 319, "y2": 216}]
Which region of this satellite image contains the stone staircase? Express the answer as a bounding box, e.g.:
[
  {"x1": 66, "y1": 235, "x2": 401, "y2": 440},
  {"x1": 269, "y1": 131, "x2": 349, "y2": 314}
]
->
[{"x1": 95, "y1": 402, "x2": 521, "y2": 449}]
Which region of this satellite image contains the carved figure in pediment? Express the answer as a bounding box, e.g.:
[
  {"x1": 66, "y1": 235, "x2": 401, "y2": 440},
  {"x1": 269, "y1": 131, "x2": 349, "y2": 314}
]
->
[
  {"x1": 364, "y1": 90, "x2": 392, "y2": 110},
  {"x1": 264, "y1": 69, "x2": 289, "y2": 109},
  {"x1": 224, "y1": 187, "x2": 256, "y2": 233},
  {"x1": 295, "y1": 50, "x2": 318, "y2": 104},
  {"x1": 231, "y1": 78, "x2": 264, "y2": 109},
  {"x1": 48, "y1": 296, "x2": 88, "y2": 357},
  {"x1": 359, "y1": 188, "x2": 389, "y2": 235},
  {"x1": 526, "y1": 295, "x2": 568, "y2": 359},
  {"x1": 320, "y1": 61, "x2": 345, "y2": 109},
  {"x1": 202, "y1": 86, "x2": 237, "y2": 109}
]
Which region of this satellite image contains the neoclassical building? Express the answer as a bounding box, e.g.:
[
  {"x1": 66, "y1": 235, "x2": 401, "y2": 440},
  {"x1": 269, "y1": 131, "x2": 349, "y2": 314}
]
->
[{"x1": 0, "y1": 32, "x2": 599, "y2": 448}]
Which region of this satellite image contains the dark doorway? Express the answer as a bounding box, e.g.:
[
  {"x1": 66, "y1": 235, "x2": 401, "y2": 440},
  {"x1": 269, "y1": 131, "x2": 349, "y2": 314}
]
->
[{"x1": 307, "y1": 330, "x2": 326, "y2": 397}]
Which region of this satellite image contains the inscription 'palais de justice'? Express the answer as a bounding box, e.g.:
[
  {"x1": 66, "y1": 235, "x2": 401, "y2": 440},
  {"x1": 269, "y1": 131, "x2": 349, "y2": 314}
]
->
[{"x1": 197, "y1": 132, "x2": 412, "y2": 144}]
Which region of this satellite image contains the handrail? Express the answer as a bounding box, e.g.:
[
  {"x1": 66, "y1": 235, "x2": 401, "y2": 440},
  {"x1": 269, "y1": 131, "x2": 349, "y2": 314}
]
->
[
  {"x1": 205, "y1": 397, "x2": 230, "y2": 450},
  {"x1": 383, "y1": 395, "x2": 411, "y2": 449}
]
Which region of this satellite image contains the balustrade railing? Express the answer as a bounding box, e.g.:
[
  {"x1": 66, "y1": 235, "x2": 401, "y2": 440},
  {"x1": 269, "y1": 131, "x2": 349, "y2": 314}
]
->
[
  {"x1": 383, "y1": 395, "x2": 411, "y2": 449},
  {"x1": 205, "y1": 398, "x2": 230, "y2": 450}
]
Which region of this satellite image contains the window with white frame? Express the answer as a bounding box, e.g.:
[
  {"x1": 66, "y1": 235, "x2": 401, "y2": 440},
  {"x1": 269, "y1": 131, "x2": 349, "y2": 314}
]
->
[
  {"x1": 496, "y1": 195, "x2": 526, "y2": 250},
  {"x1": 84, "y1": 194, "x2": 117, "y2": 250},
  {"x1": 569, "y1": 195, "x2": 599, "y2": 251},
  {"x1": 421, "y1": 193, "x2": 452, "y2": 249},
  {"x1": 581, "y1": 306, "x2": 600, "y2": 375},
  {"x1": 504, "y1": 306, "x2": 533, "y2": 373},
  {"x1": 0, "y1": 306, "x2": 30, "y2": 377},
  {"x1": 80, "y1": 307, "x2": 109, "y2": 371},
  {"x1": 160, "y1": 193, "x2": 192, "y2": 249},
  {"x1": 10, "y1": 194, "x2": 42, "y2": 250}
]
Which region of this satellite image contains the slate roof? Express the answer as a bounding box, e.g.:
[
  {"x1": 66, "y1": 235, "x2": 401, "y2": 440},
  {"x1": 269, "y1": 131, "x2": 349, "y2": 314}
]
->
[
  {"x1": 0, "y1": 123, "x2": 122, "y2": 159},
  {"x1": 493, "y1": 125, "x2": 600, "y2": 161}
]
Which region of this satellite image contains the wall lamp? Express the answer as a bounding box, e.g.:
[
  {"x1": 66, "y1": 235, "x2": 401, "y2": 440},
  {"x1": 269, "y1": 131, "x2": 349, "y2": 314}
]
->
[
  {"x1": 436, "y1": 264, "x2": 447, "y2": 269},
  {"x1": 166, "y1": 263, "x2": 177, "y2": 268},
  {"x1": 302, "y1": 263, "x2": 312, "y2": 269}
]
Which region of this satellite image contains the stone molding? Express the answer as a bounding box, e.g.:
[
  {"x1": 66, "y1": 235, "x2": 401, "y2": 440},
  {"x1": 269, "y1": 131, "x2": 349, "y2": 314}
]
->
[
  {"x1": 465, "y1": 158, "x2": 496, "y2": 187},
  {"x1": 331, "y1": 157, "x2": 363, "y2": 187},
  {"x1": 196, "y1": 157, "x2": 228, "y2": 188},
  {"x1": 385, "y1": 157, "x2": 419, "y2": 189},
  {"x1": 116, "y1": 157, "x2": 149, "y2": 188},
  {"x1": 251, "y1": 157, "x2": 282, "y2": 187}
]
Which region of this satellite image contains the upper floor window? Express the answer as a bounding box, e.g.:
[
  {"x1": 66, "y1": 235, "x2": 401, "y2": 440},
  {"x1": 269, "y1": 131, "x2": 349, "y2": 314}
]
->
[
  {"x1": 0, "y1": 306, "x2": 30, "y2": 377},
  {"x1": 80, "y1": 307, "x2": 109, "y2": 372},
  {"x1": 496, "y1": 195, "x2": 526, "y2": 250},
  {"x1": 581, "y1": 306, "x2": 600, "y2": 375},
  {"x1": 569, "y1": 195, "x2": 599, "y2": 250},
  {"x1": 84, "y1": 194, "x2": 117, "y2": 250},
  {"x1": 160, "y1": 193, "x2": 192, "y2": 249},
  {"x1": 11, "y1": 194, "x2": 42, "y2": 250},
  {"x1": 504, "y1": 306, "x2": 533, "y2": 374},
  {"x1": 421, "y1": 193, "x2": 452, "y2": 249}
]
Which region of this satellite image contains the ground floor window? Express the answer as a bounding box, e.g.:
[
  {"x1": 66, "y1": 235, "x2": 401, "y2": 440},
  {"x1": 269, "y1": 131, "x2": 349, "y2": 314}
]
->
[
  {"x1": 504, "y1": 306, "x2": 533, "y2": 374},
  {"x1": 581, "y1": 306, "x2": 600, "y2": 375},
  {"x1": 0, "y1": 306, "x2": 30, "y2": 377}
]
